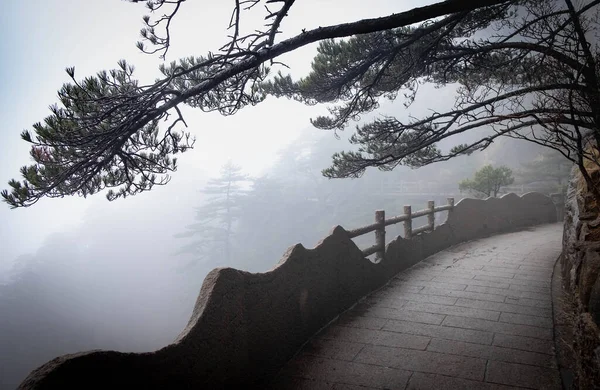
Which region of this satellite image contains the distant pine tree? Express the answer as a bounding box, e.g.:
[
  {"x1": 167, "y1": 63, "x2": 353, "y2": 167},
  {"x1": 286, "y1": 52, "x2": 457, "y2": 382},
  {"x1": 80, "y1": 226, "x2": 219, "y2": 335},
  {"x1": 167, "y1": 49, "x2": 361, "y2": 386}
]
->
[
  {"x1": 459, "y1": 165, "x2": 514, "y2": 198},
  {"x1": 175, "y1": 161, "x2": 248, "y2": 266}
]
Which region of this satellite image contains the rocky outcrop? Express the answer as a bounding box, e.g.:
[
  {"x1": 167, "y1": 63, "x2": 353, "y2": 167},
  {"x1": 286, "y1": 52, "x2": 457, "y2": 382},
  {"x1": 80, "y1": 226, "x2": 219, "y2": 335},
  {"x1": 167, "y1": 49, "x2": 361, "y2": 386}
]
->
[
  {"x1": 561, "y1": 167, "x2": 600, "y2": 389},
  {"x1": 19, "y1": 193, "x2": 557, "y2": 389}
]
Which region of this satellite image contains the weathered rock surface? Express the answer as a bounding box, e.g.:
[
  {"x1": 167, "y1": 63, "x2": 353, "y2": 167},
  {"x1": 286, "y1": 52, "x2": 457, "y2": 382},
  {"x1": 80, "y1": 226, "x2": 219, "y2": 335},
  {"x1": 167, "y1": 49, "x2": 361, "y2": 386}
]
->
[{"x1": 561, "y1": 166, "x2": 600, "y2": 389}]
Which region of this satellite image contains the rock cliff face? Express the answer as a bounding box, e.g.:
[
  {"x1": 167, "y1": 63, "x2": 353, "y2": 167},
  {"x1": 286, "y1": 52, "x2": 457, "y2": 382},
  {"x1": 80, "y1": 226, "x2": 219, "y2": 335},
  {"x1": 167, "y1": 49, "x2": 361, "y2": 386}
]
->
[
  {"x1": 19, "y1": 194, "x2": 557, "y2": 389},
  {"x1": 561, "y1": 166, "x2": 600, "y2": 389}
]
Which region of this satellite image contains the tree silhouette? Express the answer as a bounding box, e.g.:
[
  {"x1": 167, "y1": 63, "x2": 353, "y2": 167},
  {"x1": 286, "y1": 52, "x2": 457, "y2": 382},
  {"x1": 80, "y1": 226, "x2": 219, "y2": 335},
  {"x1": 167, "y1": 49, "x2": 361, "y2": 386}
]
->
[
  {"x1": 3, "y1": 0, "x2": 600, "y2": 207},
  {"x1": 175, "y1": 161, "x2": 248, "y2": 266},
  {"x1": 1, "y1": 0, "x2": 514, "y2": 207},
  {"x1": 264, "y1": 1, "x2": 600, "y2": 199},
  {"x1": 459, "y1": 165, "x2": 514, "y2": 198}
]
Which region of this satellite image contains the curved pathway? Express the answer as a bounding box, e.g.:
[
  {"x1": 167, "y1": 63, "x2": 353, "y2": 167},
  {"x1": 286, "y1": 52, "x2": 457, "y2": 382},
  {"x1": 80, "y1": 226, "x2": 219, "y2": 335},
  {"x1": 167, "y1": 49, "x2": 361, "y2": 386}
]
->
[{"x1": 269, "y1": 223, "x2": 564, "y2": 390}]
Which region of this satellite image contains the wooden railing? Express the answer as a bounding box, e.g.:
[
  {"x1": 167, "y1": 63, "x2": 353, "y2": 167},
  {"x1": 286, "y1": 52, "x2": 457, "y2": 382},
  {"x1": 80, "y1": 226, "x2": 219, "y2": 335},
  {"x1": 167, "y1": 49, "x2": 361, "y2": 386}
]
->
[{"x1": 347, "y1": 198, "x2": 455, "y2": 261}]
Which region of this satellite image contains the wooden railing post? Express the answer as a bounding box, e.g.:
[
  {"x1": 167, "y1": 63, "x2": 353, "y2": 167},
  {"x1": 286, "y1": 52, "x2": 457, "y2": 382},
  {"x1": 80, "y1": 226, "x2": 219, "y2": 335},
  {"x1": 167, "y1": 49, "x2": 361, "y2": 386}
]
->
[
  {"x1": 349, "y1": 197, "x2": 456, "y2": 256},
  {"x1": 375, "y1": 210, "x2": 385, "y2": 262},
  {"x1": 427, "y1": 200, "x2": 435, "y2": 231},
  {"x1": 403, "y1": 205, "x2": 412, "y2": 239}
]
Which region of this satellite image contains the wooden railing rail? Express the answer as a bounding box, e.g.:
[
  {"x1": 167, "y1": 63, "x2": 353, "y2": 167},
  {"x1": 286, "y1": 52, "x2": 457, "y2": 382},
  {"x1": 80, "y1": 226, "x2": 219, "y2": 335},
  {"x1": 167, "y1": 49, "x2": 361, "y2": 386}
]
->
[{"x1": 347, "y1": 198, "x2": 455, "y2": 261}]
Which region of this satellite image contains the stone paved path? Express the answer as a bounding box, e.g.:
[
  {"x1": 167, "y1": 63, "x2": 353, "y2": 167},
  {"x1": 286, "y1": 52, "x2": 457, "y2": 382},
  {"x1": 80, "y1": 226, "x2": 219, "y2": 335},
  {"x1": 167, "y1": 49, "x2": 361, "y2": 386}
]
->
[{"x1": 269, "y1": 223, "x2": 564, "y2": 390}]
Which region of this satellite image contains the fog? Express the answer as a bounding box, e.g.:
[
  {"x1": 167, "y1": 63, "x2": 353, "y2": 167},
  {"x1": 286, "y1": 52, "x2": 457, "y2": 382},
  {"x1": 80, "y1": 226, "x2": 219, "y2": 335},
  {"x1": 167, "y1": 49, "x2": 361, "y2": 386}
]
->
[{"x1": 0, "y1": 1, "x2": 560, "y2": 389}]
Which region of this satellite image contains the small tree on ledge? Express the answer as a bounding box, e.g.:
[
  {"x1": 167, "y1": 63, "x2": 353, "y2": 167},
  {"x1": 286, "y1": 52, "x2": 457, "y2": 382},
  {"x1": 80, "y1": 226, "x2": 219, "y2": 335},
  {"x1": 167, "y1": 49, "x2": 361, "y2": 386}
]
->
[
  {"x1": 459, "y1": 165, "x2": 514, "y2": 198},
  {"x1": 174, "y1": 161, "x2": 249, "y2": 267}
]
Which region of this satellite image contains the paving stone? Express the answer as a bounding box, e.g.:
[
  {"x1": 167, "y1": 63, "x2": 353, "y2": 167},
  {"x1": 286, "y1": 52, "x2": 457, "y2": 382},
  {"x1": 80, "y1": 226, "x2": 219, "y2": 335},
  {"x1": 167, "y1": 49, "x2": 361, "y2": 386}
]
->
[
  {"x1": 394, "y1": 273, "x2": 437, "y2": 282},
  {"x1": 421, "y1": 269, "x2": 479, "y2": 279},
  {"x1": 363, "y1": 297, "x2": 407, "y2": 310},
  {"x1": 454, "y1": 298, "x2": 552, "y2": 317},
  {"x1": 512, "y1": 273, "x2": 551, "y2": 282},
  {"x1": 350, "y1": 305, "x2": 446, "y2": 325},
  {"x1": 449, "y1": 260, "x2": 489, "y2": 268},
  {"x1": 493, "y1": 257, "x2": 526, "y2": 264},
  {"x1": 319, "y1": 325, "x2": 431, "y2": 350},
  {"x1": 279, "y1": 354, "x2": 411, "y2": 389},
  {"x1": 443, "y1": 263, "x2": 486, "y2": 270},
  {"x1": 499, "y1": 312, "x2": 553, "y2": 328},
  {"x1": 442, "y1": 315, "x2": 553, "y2": 340},
  {"x1": 470, "y1": 269, "x2": 516, "y2": 278},
  {"x1": 395, "y1": 280, "x2": 468, "y2": 291},
  {"x1": 512, "y1": 273, "x2": 554, "y2": 283},
  {"x1": 426, "y1": 338, "x2": 556, "y2": 368},
  {"x1": 354, "y1": 344, "x2": 487, "y2": 381},
  {"x1": 485, "y1": 360, "x2": 561, "y2": 389},
  {"x1": 523, "y1": 252, "x2": 557, "y2": 259},
  {"x1": 498, "y1": 251, "x2": 532, "y2": 257},
  {"x1": 383, "y1": 319, "x2": 493, "y2": 345},
  {"x1": 499, "y1": 260, "x2": 553, "y2": 268},
  {"x1": 395, "y1": 272, "x2": 442, "y2": 281},
  {"x1": 401, "y1": 301, "x2": 500, "y2": 321},
  {"x1": 420, "y1": 256, "x2": 457, "y2": 265},
  {"x1": 518, "y1": 264, "x2": 555, "y2": 272},
  {"x1": 375, "y1": 292, "x2": 458, "y2": 306},
  {"x1": 483, "y1": 264, "x2": 521, "y2": 271},
  {"x1": 408, "y1": 260, "x2": 445, "y2": 268},
  {"x1": 331, "y1": 383, "x2": 380, "y2": 390},
  {"x1": 504, "y1": 296, "x2": 551, "y2": 308},
  {"x1": 508, "y1": 283, "x2": 550, "y2": 294},
  {"x1": 428, "y1": 260, "x2": 480, "y2": 268},
  {"x1": 527, "y1": 253, "x2": 559, "y2": 261},
  {"x1": 406, "y1": 372, "x2": 524, "y2": 390},
  {"x1": 496, "y1": 255, "x2": 547, "y2": 262},
  {"x1": 419, "y1": 287, "x2": 506, "y2": 303},
  {"x1": 475, "y1": 274, "x2": 550, "y2": 288},
  {"x1": 432, "y1": 275, "x2": 510, "y2": 289},
  {"x1": 302, "y1": 338, "x2": 365, "y2": 361},
  {"x1": 445, "y1": 242, "x2": 478, "y2": 252},
  {"x1": 267, "y1": 376, "x2": 334, "y2": 390},
  {"x1": 370, "y1": 285, "x2": 423, "y2": 298},
  {"x1": 492, "y1": 333, "x2": 555, "y2": 355},
  {"x1": 335, "y1": 313, "x2": 388, "y2": 330},
  {"x1": 466, "y1": 285, "x2": 550, "y2": 301},
  {"x1": 512, "y1": 264, "x2": 553, "y2": 274}
]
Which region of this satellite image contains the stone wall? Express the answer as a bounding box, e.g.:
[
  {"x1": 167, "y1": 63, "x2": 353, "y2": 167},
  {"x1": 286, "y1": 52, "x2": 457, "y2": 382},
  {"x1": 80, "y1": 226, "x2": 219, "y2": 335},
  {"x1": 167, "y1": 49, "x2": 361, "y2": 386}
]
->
[
  {"x1": 561, "y1": 167, "x2": 600, "y2": 388},
  {"x1": 19, "y1": 193, "x2": 557, "y2": 390}
]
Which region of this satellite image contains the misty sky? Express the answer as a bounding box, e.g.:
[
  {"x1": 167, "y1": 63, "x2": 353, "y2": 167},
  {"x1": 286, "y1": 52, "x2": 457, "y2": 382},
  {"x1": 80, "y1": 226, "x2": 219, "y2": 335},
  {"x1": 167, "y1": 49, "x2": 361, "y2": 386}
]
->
[{"x1": 0, "y1": 0, "x2": 439, "y2": 273}]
